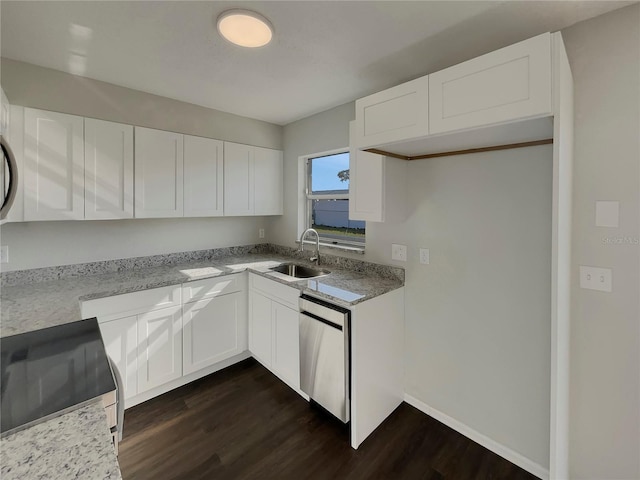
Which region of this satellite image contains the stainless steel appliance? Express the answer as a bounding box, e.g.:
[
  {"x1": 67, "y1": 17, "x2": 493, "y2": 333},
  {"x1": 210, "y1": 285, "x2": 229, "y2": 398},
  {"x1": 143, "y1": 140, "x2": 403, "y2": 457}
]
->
[
  {"x1": 0, "y1": 134, "x2": 18, "y2": 221},
  {"x1": 299, "y1": 294, "x2": 350, "y2": 423}
]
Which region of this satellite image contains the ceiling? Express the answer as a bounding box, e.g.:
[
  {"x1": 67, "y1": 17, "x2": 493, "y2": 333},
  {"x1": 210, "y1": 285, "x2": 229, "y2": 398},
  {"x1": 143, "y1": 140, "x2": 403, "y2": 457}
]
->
[{"x1": 1, "y1": 1, "x2": 633, "y2": 125}]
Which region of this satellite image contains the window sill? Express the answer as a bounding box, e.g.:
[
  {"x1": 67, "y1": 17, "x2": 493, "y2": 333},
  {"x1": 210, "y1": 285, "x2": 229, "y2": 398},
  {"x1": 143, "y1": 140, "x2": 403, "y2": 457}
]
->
[{"x1": 295, "y1": 240, "x2": 365, "y2": 255}]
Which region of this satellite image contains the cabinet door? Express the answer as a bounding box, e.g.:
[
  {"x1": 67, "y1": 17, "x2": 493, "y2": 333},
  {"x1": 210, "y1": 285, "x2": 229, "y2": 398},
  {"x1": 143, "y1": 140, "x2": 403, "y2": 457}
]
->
[
  {"x1": 254, "y1": 147, "x2": 283, "y2": 215},
  {"x1": 271, "y1": 302, "x2": 300, "y2": 389},
  {"x1": 1, "y1": 87, "x2": 9, "y2": 136},
  {"x1": 84, "y1": 118, "x2": 134, "y2": 220},
  {"x1": 223, "y1": 141, "x2": 253, "y2": 216},
  {"x1": 5, "y1": 105, "x2": 24, "y2": 223},
  {"x1": 429, "y1": 33, "x2": 552, "y2": 134},
  {"x1": 183, "y1": 135, "x2": 224, "y2": 217},
  {"x1": 183, "y1": 292, "x2": 245, "y2": 375},
  {"x1": 354, "y1": 76, "x2": 429, "y2": 149},
  {"x1": 349, "y1": 122, "x2": 384, "y2": 222},
  {"x1": 137, "y1": 305, "x2": 183, "y2": 392},
  {"x1": 99, "y1": 315, "x2": 138, "y2": 400},
  {"x1": 134, "y1": 127, "x2": 183, "y2": 218},
  {"x1": 24, "y1": 108, "x2": 84, "y2": 221},
  {"x1": 248, "y1": 291, "x2": 272, "y2": 367}
]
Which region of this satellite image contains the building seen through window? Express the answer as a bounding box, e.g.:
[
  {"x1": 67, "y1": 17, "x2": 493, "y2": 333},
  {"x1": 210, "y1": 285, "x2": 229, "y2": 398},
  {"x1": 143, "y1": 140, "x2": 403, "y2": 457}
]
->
[{"x1": 306, "y1": 152, "x2": 365, "y2": 246}]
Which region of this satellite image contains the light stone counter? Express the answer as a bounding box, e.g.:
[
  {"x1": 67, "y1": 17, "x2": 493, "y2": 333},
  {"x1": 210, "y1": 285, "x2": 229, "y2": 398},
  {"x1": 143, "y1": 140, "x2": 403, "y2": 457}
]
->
[
  {"x1": 0, "y1": 401, "x2": 121, "y2": 480},
  {"x1": 1, "y1": 252, "x2": 404, "y2": 337},
  {"x1": 0, "y1": 246, "x2": 404, "y2": 479}
]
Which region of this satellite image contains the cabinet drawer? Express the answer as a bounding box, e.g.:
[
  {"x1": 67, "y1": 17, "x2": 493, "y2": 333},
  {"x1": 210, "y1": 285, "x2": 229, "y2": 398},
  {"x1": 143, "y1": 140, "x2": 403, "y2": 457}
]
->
[
  {"x1": 354, "y1": 76, "x2": 429, "y2": 149},
  {"x1": 429, "y1": 33, "x2": 552, "y2": 134},
  {"x1": 182, "y1": 274, "x2": 243, "y2": 304},
  {"x1": 104, "y1": 403, "x2": 117, "y2": 429},
  {"x1": 250, "y1": 274, "x2": 299, "y2": 310},
  {"x1": 82, "y1": 285, "x2": 182, "y2": 321}
]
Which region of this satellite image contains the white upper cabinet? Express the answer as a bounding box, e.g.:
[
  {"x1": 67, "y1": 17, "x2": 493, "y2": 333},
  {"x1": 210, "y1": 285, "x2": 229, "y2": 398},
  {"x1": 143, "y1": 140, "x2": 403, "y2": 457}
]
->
[
  {"x1": 84, "y1": 118, "x2": 134, "y2": 220},
  {"x1": 134, "y1": 126, "x2": 184, "y2": 218},
  {"x1": 254, "y1": 146, "x2": 283, "y2": 215},
  {"x1": 224, "y1": 141, "x2": 283, "y2": 216},
  {"x1": 1, "y1": 87, "x2": 9, "y2": 137},
  {"x1": 354, "y1": 76, "x2": 429, "y2": 150},
  {"x1": 224, "y1": 142, "x2": 253, "y2": 216},
  {"x1": 353, "y1": 33, "x2": 557, "y2": 157},
  {"x1": 24, "y1": 108, "x2": 84, "y2": 221},
  {"x1": 183, "y1": 135, "x2": 224, "y2": 217},
  {"x1": 348, "y1": 122, "x2": 406, "y2": 223},
  {"x1": 429, "y1": 33, "x2": 552, "y2": 135}
]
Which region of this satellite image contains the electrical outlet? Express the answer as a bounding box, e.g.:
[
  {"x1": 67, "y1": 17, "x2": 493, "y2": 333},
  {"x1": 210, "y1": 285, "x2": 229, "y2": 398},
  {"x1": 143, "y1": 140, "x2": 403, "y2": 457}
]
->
[
  {"x1": 419, "y1": 248, "x2": 430, "y2": 264},
  {"x1": 259, "y1": 228, "x2": 265, "y2": 239},
  {"x1": 391, "y1": 244, "x2": 407, "y2": 262},
  {"x1": 0, "y1": 246, "x2": 8, "y2": 264},
  {"x1": 579, "y1": 266, "x2": 612, "y2": 292}
]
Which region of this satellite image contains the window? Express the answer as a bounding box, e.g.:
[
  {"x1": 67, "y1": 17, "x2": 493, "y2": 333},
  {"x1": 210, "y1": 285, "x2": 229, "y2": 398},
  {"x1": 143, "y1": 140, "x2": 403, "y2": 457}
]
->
[{"x1": 305, "y1": 151, "x2": 365, "y2": 247}]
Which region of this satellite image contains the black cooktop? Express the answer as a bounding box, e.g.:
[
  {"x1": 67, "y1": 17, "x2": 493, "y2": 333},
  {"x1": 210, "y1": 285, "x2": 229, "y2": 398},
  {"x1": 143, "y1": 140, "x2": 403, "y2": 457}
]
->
[{"x1": 0, "y1": 318, "x2": 116, "y2": 436}]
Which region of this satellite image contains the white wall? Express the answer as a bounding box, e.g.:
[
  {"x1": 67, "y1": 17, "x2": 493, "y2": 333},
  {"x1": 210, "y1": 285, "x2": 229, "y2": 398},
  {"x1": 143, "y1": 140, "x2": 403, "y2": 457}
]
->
[
  {"x1": 0, "y1": 59, "x2": 283, "y2": 272},
  {"x1": 0, "y1": 59, "x2": 282, "y2": 149},
  {"x1": 370, "y1": 146, "x2": 553, "y2": 470},
  {"x1": 273, "y1": 5, "x2": 640, "y2": 477},
  {"x1": 0, "y1": 217, "x2": 269, "y2": 271},
  {"x1": 562, "y1": 5, "x2": 640, "y2": 479},
  {"x1": 269, "y1": 101, "x2": 355, "y2": 249}
]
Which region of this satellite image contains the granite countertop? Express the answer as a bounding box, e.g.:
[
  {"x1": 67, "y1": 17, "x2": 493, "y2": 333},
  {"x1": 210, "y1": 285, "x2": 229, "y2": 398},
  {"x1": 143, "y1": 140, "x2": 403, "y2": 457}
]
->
[
  {"x1": 0, "y1": 249, "x2": 403, "y2": 479},
  {"x1": 0, "y1": 401, "x2": 121, "y2": 480},
  {"x1": 1, "y1": 252, "x2": 404, "y2": 337}
]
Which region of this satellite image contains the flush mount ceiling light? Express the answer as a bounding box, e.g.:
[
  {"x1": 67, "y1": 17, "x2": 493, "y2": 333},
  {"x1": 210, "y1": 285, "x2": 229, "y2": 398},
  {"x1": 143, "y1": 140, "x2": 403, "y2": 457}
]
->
[{"x1": 217, "y1": 9, "x2": 273, "y2": 48}]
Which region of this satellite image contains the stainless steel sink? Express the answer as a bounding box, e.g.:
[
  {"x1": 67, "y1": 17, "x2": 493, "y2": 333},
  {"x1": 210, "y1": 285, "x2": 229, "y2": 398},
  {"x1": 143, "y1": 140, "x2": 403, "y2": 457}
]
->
[{"x1": 270, "y1": 263, "x2": 330, "y2": 279}]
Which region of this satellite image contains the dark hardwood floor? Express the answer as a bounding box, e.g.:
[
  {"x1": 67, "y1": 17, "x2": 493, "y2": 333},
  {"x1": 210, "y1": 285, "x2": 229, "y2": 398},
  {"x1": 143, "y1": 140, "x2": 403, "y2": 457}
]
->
[{"x1": 119, "y1": 358, "x2": 538, "y2": 480}]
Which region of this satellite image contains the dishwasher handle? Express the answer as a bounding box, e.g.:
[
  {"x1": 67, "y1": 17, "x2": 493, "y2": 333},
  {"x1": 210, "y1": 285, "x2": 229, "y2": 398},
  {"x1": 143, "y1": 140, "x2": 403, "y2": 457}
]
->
[
  {"x1": 300, "y1": 311, "x2": 343, "y2": 331},
  {"x1": 299, "y1": 295, "x2": 348, "y2": 329}
]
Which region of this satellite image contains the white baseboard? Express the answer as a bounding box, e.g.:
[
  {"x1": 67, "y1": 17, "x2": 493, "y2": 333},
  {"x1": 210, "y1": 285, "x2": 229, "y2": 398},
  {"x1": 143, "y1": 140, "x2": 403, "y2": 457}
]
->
[{"x1": 404, "y1": 393, "x2": 549, "y2": 480}]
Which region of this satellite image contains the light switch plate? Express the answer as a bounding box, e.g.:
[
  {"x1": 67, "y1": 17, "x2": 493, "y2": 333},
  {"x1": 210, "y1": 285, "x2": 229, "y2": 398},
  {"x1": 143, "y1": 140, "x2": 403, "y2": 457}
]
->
[
  {"x1": 0, "y1": 246, "x2": 8, "y2": 264},
  {"x1": 579, "y1": 266, "x2": 612, "y2": 292},
  {"x1": 419, "y1": 248, "x2": 430, "y2": 264},
  {"x1": 391, "y1": 244, "x2": 407, "y2": 262},
  {"x1": 595, "y1": 201, "x2": 619, "y2": 227},
  {"x1": 259, "y1": 228, "x2": 265, "y2": 239}
]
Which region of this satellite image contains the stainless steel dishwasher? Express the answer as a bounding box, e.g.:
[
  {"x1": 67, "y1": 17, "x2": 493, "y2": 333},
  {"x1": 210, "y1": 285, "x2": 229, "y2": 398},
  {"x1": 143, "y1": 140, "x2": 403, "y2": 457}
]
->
[{"x1": 299, "y1": 294, "x2": 350, "y2": 423}]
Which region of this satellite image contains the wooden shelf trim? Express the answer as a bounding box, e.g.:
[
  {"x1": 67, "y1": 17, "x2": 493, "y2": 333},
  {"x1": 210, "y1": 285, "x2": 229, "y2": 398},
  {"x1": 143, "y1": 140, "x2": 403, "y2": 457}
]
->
[{"x1": 365, "y1": 138, "x2": 554, "y2": 161}]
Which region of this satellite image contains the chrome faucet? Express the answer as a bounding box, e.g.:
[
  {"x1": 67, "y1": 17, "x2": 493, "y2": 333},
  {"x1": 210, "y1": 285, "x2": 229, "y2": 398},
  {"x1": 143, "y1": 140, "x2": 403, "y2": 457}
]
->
[{"x1": 299, "y1": 228, "x2": 320, "y2": 264}]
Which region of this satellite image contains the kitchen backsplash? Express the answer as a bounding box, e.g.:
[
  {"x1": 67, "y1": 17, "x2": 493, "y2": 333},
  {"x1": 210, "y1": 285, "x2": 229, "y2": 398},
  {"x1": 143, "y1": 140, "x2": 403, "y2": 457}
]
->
[
  {"x1": 0, "y1": 245, "x2": 257, "y2": 287},
  {"x1": 1, "y1": 243, "x2": 404, "y2": 287}
]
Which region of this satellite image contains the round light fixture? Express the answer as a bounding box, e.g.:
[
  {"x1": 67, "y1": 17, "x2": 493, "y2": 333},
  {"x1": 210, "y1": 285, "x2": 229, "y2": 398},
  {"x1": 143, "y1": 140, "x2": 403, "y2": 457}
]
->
[{"x1": 217, "y1": 9, "x2": 273, "y2": 48}]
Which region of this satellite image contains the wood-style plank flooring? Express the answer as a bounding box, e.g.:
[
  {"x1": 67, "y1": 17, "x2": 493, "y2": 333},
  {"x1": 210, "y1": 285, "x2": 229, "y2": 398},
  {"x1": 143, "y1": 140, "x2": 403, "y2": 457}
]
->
[{"x1": 119, "y1": 358, "x2": 539, "y2": 480}]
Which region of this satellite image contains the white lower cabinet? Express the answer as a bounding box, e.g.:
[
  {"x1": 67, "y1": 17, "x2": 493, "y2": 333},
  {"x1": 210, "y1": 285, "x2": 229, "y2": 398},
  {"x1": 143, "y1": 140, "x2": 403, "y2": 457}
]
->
[
  {"x1": 82, "y1": 276, "x2": 247, "y2": 407},
  {"x1": 248, "y1": 274, "x2": 301, "y2": 393},
  {"x1": 137, "y1": 305, "x2": 183, "y2": 393},
  {"x1": 271, "y1": 302, "x2": 300, "y2": 390},
  {"x1": 182, "y1": 291, "x2": 246, "y2": 375},
  {"x1": 98, "y1": 315, "x2": 138, "y2": 401},
  {"x1": 248, "y1": 291, "x2": 273, "y2": 367}
]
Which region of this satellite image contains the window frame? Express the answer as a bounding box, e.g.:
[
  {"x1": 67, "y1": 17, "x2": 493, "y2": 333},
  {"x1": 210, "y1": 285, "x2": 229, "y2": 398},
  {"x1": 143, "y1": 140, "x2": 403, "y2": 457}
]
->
[{"x1": 301, "y1": 149, "x2": 365, "y2": 250}]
